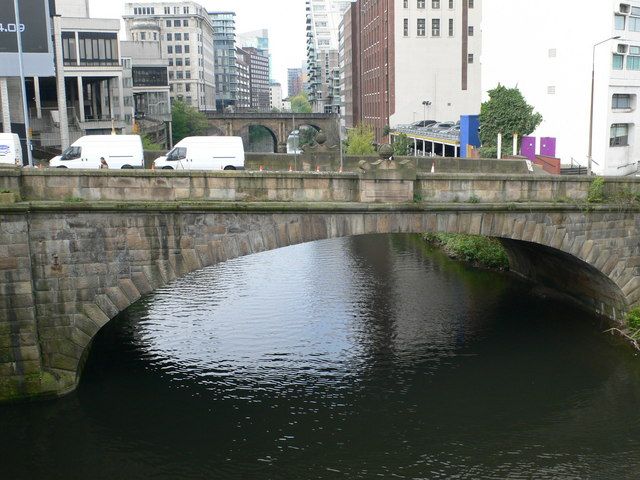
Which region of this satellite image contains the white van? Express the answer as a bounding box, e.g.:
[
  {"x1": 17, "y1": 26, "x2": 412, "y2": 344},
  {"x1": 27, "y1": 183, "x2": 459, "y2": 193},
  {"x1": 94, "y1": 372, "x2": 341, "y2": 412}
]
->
[
  {"x1": 49, "y1": 135, "x2": 144, "y2": 169},
  {"x1": 154, "y1": 136, "x2": 245, "y2": 171},
  {"x1": 0, "y1": 133, "x2": 23, "y2": 167}
]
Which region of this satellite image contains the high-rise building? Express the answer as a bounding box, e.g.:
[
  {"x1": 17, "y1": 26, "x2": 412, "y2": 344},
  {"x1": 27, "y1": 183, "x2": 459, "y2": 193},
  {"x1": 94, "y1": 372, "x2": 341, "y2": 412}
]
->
[
  {"x1": 306, "y1": 0, "x2": 353, "y2": 113},
  {"x1": 237, "y1": 29, "x2": 272, "y2": 79},
  {"x1": 482, "y1": 0, "x2": 640, "y2": 175},
  {"x1": 288, "y1": 68, "x2": 304, "y2": 98},
  {"x1": 244, "y1": 47, "x2": 270, "y2": 110},
  {"x1": 342, "y1": 0, "x2": 481, "y2": 141},
  {"x1": 123, "y1": 1, "x2": 216, "y2": 111},
  {"x1": 209, "y1": 12, "x2": 237, "y2": 112},
  {"x1": 235, "y1": 47, "x2": 251, "y2": 110},
  {"x1": 270, "y1": 82, "x2": 283, "y2": 110}
]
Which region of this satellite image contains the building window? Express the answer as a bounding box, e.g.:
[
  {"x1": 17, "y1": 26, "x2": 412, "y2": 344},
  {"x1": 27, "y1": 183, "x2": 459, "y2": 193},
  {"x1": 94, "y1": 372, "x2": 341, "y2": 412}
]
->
[
  {"x1": 186, "y1": 84, "x2": 191, "y2": 92},
  {"x1": 630, "y1": 16, "x2": 640, "y2": 32},
  {"x1": 183, "y1": 6, "x2": 189, "y2": 14},
  {"x1": 169, "y1": 71, "x2": 174, "y2": 80},
  {"x1": 174, "y1": 20, "x2": 181, "y2": 27},
  {"x1": 468, "y1": 54, "x2": 474, "y2": 63},
  {"x1": 468, "y1": 0, "x2": 474, "y2": 7},
  {"x1": 432, "y1": 19, "x2": 441, "y2": 36},
  {"x1": 613, "y1": 94, "x2": 632, "y2": 109},
  {"x1": 449, "y1": 18, "x2": 454, "y2": 36},
  {"x1": 404, "y1": 18, "x2": 409, "y2": 36},
  {"x1": 165, "y1": 20, "x2": 171, "y2": 27},
  {"x1": 175, "y1": 45, "x2": 183, "y2": 54},
  {"x1": 168, "y1": 58, "x2": 173, "y2": 66},
  {"x1": 184, "y1": 45, "x2": 190, "y2": 53},
  {"x1": 615, "y1": 14, "x2": 626, "y2": 30},
  {"x1": 184, "y1": 33, "x2": 189, "y2": 41},
  {"x1": 183, "y1": 20, "x2": 189, "y2": 27},
  {"x1": 167, "y1": 45, "x2": 173, "y2": 54},
  {"x1": 468, "y1": 26, "x2": 474, "y2": 36},
  {"x1": 610, "y1": 124, "x2": 629, "y2": 146},
  {"x1": 61, "y1": 32, "x2": 77, "y2": 65},
  {"x1": 449, "y1": 0, "x2": 454, "y2": 7},
  {"x1": 164, "y1": 7, "x2": 170, "y2": 14},
  {"x1": 175, "y1": 33, "x2": 182, "y2": 41},
  {"x1": 185, "y1": 58, "x2": 191, "y2": 66},
  {"x1": 417, "y1": 0, "x2": 425, "y2": 8},
  {"x1": 176, "y1": 58, "x2": 183, "y2": 66},
  {"x1": 627, "y1": 55, "x2": 640, "y2": 70},
  {"x1": 177, "y1": 71, "x2": 183, "y2": 79},
  {"x1": 77, "y1": 32, "x2": 119, "y2": 66},
  {"x1": 404, "y1": 0, "x2": 408, "y2": 7},
  {"x1": 547, "y1": 86, "x2": 556, "y2": 95},
  {"x1": 613, "y1": 53, "x2": 624, "y2": 70},
  {"x1": 432, "y1": 0, "x2": 440, "y2": 8},
  {"x1": 186, "y1": 71, "x2": 191, "y2": 79},
  {"x1": 417, "y1": 18, "x2": 426, "y2": 36},
  {"x1": 167, "y1": 33, "x2": 172, "y2": 41}
]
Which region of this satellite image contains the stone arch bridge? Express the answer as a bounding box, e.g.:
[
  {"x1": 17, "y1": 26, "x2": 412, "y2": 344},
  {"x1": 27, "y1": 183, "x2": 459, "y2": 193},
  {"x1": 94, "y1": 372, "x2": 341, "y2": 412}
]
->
[
  {"x1": 205, "y1": 112, "x2": 341, "y2": 153},
  {"x1": 1, "y1": 168, "x2": 640, "y2": 402}
]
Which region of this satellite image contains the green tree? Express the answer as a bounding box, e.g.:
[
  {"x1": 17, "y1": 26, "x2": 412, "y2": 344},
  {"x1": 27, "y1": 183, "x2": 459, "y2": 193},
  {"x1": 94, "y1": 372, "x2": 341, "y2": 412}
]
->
[
  {"x1": 141, "y1": 134, "x2": 163, "y2": 151},
  {"x1": 392, "y1": 133, "x2": 411, "y2": 156},
  {"x1": 298, "y1": 126, "x2": 317, "y2": 147},
  {"x1": 346, "y1": 124, "x2": 376, "y2": 156},
  {"x1": 290, "y1": 93, "x2": 312, "y2": 113},
  {"x1": 479, "y1": 85, "x2": 543, "y2": 158},
  {"x1": 171, "y1": 100, "x2": 209, "y2": 144}
]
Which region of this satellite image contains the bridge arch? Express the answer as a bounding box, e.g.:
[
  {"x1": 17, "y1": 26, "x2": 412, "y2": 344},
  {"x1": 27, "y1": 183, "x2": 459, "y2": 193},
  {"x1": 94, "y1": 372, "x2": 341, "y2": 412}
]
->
[{"x1": 3, "y1": 208, "x2": 634, "y2": 402}]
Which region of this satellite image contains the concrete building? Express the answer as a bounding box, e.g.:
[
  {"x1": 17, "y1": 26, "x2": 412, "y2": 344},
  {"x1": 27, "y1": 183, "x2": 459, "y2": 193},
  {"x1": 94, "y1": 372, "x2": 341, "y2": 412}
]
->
[
  {"x1": 235, "y1": 47, "x2": 251, "y2": 110},
  {"x1": 482, "y1": 0, "x2": 640, "y2": 176},
  {"x1": 306, "y1": 0, "x2": 353, "y2": 113},
  {"x1": 244, "y1": 47, "x2": 270, "y2": 110},
  {"x1": 0, "y1": 0, "x2": 129, "y2": 156},
  {"x1": 120, "y1": 41, "x2": 171, "y2": 147},
  {"x1": 123, "y1": 1, "x2": 216, "y2": 111},
  {"x1": 341, "y1": 0, "x2": 481, "y2": 142},
  {"x1": 270, "y1": 82, "x2": 283, "y2": 111},
  {"x1": 288, "y1": 68, "x2": 304, "y2": 97},
  {"x1": 237, "y1": 29, "x2": 271, "y2": 79},
  {"x1": 209, "y1": 12, "x2": 237, "y2": 112}
]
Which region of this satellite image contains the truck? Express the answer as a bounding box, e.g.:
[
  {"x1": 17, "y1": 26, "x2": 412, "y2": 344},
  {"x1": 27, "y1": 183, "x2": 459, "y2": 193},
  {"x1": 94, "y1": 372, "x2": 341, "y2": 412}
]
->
[
  {"x1": 0, "y1": 133, "x2": 23, "y2": 167},
  {"x1": 153, "y1": 136, "x2": 245, "y2": 171},
  {"x1": 49, "y1": 135, "x2": 144, "y2": 169}
]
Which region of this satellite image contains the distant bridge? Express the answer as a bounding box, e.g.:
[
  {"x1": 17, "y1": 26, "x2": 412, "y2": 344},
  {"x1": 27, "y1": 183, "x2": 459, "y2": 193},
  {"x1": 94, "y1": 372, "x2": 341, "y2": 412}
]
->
[{"x1": 204, "y1": 112, "x2": 340, "y2": 153}]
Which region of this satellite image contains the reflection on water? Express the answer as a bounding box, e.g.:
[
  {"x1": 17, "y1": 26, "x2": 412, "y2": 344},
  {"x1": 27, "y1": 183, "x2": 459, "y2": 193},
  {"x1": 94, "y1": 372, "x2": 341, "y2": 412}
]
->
[{"x1": 1, "y1": 235, "x2": 640, "y2": 480}]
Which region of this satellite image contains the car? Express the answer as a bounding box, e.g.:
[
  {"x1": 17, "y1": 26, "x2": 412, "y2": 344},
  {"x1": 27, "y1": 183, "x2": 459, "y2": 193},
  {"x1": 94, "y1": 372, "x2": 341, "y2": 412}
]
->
[
  {"x1": 431, "y1": 122, "x2": 456, "y2": 131},
  {"x1": 154, "y1": 136, "x2": 245, "y2": 170},
  {"x1": 410, "y1": 120, "x2": 437, "y2": 128},
  {"x1": 49, "y1": 135, "x2": 144, "y2": 169}
]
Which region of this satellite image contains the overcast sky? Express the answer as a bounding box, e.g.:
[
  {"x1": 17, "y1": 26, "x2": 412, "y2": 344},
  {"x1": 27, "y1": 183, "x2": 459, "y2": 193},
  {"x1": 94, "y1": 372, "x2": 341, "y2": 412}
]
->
[{"x1": 89, "y1": 0, "x2": 307, "y2": 97}]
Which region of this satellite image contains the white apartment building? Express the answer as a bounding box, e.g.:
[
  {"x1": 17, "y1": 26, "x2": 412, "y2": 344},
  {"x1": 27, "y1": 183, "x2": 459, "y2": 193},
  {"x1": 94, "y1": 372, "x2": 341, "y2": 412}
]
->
[
  {"x1": 270, "y1": 82, "x2": 283, "y2": 111},
  {"x1": 482, "y1": 0, "x2": 640, "y2": 176},
  {"x1": 306, "y1": 0, "x2": 353, "y2": 113},
  {"x1": 391, "y1": 0, "x2": 482, "y2": 127},
  {"x1": 123, "y1": 1, "x2": 216, "y2": 111}
]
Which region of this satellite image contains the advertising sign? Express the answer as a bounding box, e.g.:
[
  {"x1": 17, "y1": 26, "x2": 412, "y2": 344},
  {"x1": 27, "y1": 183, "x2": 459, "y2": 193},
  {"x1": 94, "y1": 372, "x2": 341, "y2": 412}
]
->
[{"x1": 0, "y1": 0, "x2": 54, "y2": 76}]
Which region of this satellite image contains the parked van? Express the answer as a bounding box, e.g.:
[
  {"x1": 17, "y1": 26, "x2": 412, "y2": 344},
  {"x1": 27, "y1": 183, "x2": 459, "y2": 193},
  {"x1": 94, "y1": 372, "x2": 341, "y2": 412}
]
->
[
  {"x1": 154, "y1": 136, "x2": 245, "y2": 170},
  {"x1": 49, "y1": 135, "x2": 144, "y2": 169},
  {"x1": 0, "y1": 133, "x2": 23, "y2": 167}
]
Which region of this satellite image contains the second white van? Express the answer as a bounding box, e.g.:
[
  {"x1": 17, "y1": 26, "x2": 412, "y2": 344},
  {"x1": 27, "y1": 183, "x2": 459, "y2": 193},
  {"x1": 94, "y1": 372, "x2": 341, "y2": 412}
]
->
[
  {"x1": 49, "y1": 135, "x2": 144, "y2": 169},
  {"x1": 0, "y1": 133, "x2": 23, "y2": 167},
  {"x1": 154, "y1": 136, "x2": 245, "y2": 171}
]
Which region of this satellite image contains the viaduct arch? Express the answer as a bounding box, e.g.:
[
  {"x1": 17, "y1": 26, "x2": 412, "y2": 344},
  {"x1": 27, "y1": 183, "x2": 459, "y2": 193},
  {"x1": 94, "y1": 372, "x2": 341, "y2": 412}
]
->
[
  {"x1": 1, "y1": 204, "x2": 638, "y2": 402},
  {"x1": 205, "y1": 112, "x2": 340, "y2": 153}
]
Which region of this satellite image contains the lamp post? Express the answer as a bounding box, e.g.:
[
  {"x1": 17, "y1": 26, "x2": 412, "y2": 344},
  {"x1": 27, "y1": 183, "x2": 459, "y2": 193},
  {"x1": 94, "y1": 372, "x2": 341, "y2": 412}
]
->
[
  {"x1": 422, "y1": 100, "x2": 431, "y2": 125},
  {"x1": 588, "y1": 35, "x2": 620, "y2": 175}
]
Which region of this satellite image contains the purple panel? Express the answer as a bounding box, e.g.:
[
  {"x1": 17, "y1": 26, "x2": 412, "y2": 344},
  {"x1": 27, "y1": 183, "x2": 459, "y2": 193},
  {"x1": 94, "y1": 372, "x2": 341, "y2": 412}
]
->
[
  {"x1": 521, "y1": 136, "x2": 536, "y2": 161},
  {"x1": 540, "y1": 137, "x2": 557, "y2": 158}
]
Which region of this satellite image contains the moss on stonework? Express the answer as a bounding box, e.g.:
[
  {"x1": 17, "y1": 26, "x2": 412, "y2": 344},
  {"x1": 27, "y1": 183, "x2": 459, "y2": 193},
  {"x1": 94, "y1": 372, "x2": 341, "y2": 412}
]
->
[
  {"x1": 423, "y1": 233, "x2": 510, "y2": 271},
  {"x1": 0, "y1": 371, "x2": 73, "y2": 403}
]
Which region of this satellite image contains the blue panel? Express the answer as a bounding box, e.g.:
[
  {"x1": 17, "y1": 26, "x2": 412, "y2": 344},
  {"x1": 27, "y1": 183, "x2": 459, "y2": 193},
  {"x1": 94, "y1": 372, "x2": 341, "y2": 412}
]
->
[{"x1": 460, "y1": 115, "x2": 480, "y2": 158}]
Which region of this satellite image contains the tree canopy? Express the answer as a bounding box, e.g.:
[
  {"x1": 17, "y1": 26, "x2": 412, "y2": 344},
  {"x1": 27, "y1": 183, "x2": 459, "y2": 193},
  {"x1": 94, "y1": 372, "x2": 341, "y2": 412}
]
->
[
  {"x1": 290, "y1": 93, "x2": 312, "y2": 113},
  {"x1": 392, "y1": 133, "x2": 411, "y2": 156},
  {"x1": 171, "y1": 100, "x2": 209, "y2": 145},
  {"x1": 346, "y1": 125, "x2": 376, "y2": 156},
  {"x1": 479, "y1": 85, "x2": 543, "y2": 158}
]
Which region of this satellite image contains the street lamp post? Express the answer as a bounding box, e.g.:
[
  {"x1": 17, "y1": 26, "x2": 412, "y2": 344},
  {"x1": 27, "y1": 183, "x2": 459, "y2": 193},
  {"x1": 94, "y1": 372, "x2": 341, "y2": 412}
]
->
[
  {"x1": 588, "y1": 35, "x2": 620, "y2": 176},
  {"x1": 422, "y1": 100, "x2": 431, "y2": 125}
]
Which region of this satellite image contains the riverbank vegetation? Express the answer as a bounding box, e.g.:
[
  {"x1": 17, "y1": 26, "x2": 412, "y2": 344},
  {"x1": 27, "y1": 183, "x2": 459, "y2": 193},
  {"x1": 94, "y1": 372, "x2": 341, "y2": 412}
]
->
[{"x1": 422, "y1": 233, "x2": 509, "y2": 271}]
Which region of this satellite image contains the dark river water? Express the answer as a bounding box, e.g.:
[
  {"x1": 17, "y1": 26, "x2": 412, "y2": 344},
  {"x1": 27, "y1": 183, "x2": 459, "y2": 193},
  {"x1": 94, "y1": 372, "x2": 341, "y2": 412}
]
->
[{"x1": 2, "y1": 234, "x2": 640, "y2": 479}]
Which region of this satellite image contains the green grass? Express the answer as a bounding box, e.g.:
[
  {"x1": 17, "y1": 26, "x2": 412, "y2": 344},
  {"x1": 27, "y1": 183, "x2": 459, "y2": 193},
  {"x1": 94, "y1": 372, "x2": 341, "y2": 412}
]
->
[
  {"x1": 422, "y1": 233, "x2": 509, "y2": 270},
  {"x1": 627, "y1": 308, "x2": 640, "y2": 331}
]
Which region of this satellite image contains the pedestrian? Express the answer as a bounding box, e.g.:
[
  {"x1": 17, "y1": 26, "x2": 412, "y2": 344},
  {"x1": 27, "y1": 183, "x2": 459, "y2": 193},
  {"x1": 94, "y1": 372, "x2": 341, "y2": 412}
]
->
[{"x1": 99, "y1": 157, "x2": 109, "y2": 169}]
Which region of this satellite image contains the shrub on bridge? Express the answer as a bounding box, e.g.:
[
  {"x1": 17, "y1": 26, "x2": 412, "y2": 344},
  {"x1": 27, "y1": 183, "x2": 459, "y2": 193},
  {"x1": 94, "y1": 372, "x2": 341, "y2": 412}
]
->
[{"x1": 423, "y1": 233, "x2": 509, "y2": 270}]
